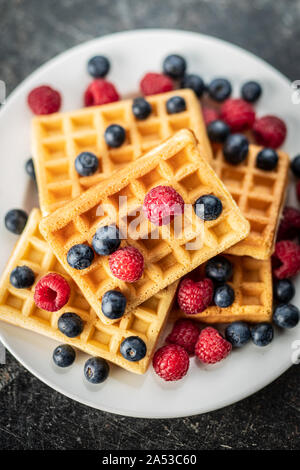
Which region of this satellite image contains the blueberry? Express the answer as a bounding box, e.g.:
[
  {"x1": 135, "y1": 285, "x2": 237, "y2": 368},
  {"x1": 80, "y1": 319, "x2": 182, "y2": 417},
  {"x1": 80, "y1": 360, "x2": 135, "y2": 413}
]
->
[
  {"x1": 58, "y1": 312, "x2": 84, "y2": 338},
  {"x1": 120, "y1": 336, "x2": 147, "y2": 362},
  {"x1": 5, "y1": 209, "x2": 28, "y2": 235},
  {"x1": 67, "y1": 244, "x2": 94, "y2": 270},
  {"x1": 256, "y1": 148, "x2": 278, "y2": 171},
  {"x1": 273, "y1": 304, "x2": 299, "y2": 329},
  {"x1": 163, "y1": 54, "x2": 186, "y2": 79},
  {"x1": 180, "y1": 74, "x2": 205, "y2": 98},
  {"x1": 225, "y1": 321, "x2": 251, "y2": 347},
  {"x1": 75, "y1": 152, "x2": 99, "y2": 176},
  {"x1": 241, "y1": 81, "x2": 262, "y2": 103},
  {"x1": 214, "y1": 284, "x2": 235, "y2": 308},
  {"x1": 208, "y1": 78, "x2": 232, "y2": 102},
  {"x1": 104, "y1": 124, "x2": 126, "y2": 148},
  {"x1": 251, "y1": 323, "x2": 273, "y2": 346},
  {"x1": 132, "y1": 97, "x2": 152, "y2": 120},
  {"x1": 194, "y1": 194, "x2": 223, "y2": 221},
  {"x1": 84, "y1": 357, "x2": 109, "y2": 384},
  {"x1": 223, "y1": 134, "x2": 249, "y2": 165},
  {"x1": 207, "y1": 120, "x2": 230, "y2": 143},
  {"x1": 291, "y1": 154, "x2": 300, "y2": 178},
  {"x1": 25, "y1": 158, "x2": 36, "y2": 181},
  {"x1": 101, "y1": 290, "x2": 126, "y2": 320},
  {"x1": 53, "y1": 344, "x2": 76, "y2": 367},
  {"x1": 205, "y1": 256, "x2": 233, "y2": 283},
  {"x1": 166, "y1": 96, "x2": 186, "y2": 114},
  {"x1": 10, "y1": 266, "x2": 35, "y2": 289},
  {"x1": 87, "y1": 55, "x2": 110, "y2": 78},
  {"x1": 92, "y1": 225, "x2": 121, "y2": 255},
  {"x1": 274, "y1": 279, "x2": 295, "y2": 303}
]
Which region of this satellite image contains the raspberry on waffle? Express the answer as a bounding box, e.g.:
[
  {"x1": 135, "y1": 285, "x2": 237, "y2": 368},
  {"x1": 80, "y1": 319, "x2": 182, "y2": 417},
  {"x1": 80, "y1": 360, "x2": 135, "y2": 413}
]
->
[
  {"x1": 40, "y1": 129, "x2": 250, "y2": 323},
  {"x1": 173, "y1": 254, "x2": 272, "y2": 323},
  {"x1": 0, "y1": 209, "x2": 178, "y2": 375},
  {"x1": 32, "y1": 89, "x2": 212, "y2": 215},
  {"x1": 211, "y1": 144, "x2": 289, "y2": 259}
]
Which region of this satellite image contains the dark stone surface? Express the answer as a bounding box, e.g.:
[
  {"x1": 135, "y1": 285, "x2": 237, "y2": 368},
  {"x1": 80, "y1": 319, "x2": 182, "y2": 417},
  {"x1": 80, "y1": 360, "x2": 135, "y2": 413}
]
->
[{"x1": 0, "y1": 0, "x2": 299, "y2": 450}]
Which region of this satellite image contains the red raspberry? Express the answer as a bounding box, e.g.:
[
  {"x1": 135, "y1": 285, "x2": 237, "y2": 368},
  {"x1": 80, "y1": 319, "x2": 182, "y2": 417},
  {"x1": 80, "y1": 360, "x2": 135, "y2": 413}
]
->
[
  {"x1": 34, "y1": 273, "x2": 70, "y2": 312},
  {"x1": 84, "y1": 79, "x2": 120, "y2": 106},
  {"x1": 220, "y1": 98, "x2": 256, "y2": 131},
  {"x1": 195, "y1": 327, "x2": 232, "y2": 364},
  {"x1": 27, "y1": 85, "x2": 61, "y2": 115},
  {"x1": 177, "y1": 278, "x2": 213, "y2": 315},
  {"x1": 272, "y1": 240, "x2": 300, "y2": 279},
  {"x1": 153, "y1": 344, "x2": 189, "y2": 381},
  {"x1": 296, "y1": 181, "x2": 300, "y2": 203},
  {"x1": 140, "y1": 73, "x2": 174, "y2": 96},
  {"x1": 166, "y1": 319, "x2": 199, "y2": 355},
  {"x1": 202, "y1": 106, "x2": 220, "y2": 126},
  {"x1": 143, "y1": 185, "x2": 184, "y2": 226},
  {"x1": 253, "y1": 115, "x2": 287, "y2": 149},
  {"x1": 277, "y1": 207, "x2": 300, "y2": 241},
  {"x1": 109, "y1": 246, "x2": 144, "y2": 282}
]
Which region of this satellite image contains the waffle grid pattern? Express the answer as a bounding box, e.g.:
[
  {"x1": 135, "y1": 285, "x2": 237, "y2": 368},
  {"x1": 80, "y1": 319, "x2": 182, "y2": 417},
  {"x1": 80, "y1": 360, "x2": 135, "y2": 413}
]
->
[
  {"x1": 211, "y1": 144, "x2": 289, "y2": 259},
  {"x1": 40, "y1": 130, "x2": 250, "y2": 324},
  {"x1": 175, "y1": 255, "x2": 272, "y2": 323},
  {"x1": 0, "y1": 209, "x2": 177, "y2": 374},
  {"x1": 32, "y1": 89, "x2": 212, "y2": 215}
]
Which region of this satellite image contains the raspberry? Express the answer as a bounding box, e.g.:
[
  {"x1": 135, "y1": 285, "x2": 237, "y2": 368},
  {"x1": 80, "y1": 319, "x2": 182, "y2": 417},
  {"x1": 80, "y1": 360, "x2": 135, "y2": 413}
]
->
[
  {"x1": 195, "y1": 327, "x2": 232, "y2": 364},
  {"x1": 272, "y1": 240, "x2": 300, "y2": 279},
  {"x1": 253, "y1": 115, "x2": 287, "y2": 149},
  {"x1": 84, "y1": 79, "x2": 119, "y2": 106},
  {"x1": 109, "y1": 246, "x2": 144, "y2": 282},
  {"x1": 202, "y1": 106, "x2": 220, "y2": 126},
  {"x1": 166, "y1": 319, "x2": 199, "y2": 355},
  {"x1": 34, "y1": 273, "x2": 70, "y2": 312},
  {"x1": 143, "y1": 185, "x2": 184, "y2": 226},
  {"x1": 177, "y1": 278, "x2": 213, "y2": 315},
  {"x1": 277, "y1": 207, "x2": 300, "y2": 241},
  {"x1": 152, "y1": 344, "x2": 189, "y2": 381},
  {"x1": 140, "y1": 73, "x2": 174, "y2": 96},
  {"x1": 296, "y1": 181, "x2": 300, "y2": 203},
  {"x1": 27, "y1": 85, "x2": 61, "y2": 115},
  {"x1": 220, "y1": 98, "x2": 255, "y2": 131}
]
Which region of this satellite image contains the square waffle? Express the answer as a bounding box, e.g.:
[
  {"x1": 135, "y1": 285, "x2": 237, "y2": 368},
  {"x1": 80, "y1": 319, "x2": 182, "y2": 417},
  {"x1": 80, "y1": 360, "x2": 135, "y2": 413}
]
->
[
  {"x1": 0, "y1": 209, "x2": 178, "y2": 374},
  {"x1": 40, "y1": 129, "x2": 250, "y2": 324},
  {"x1": 174, "y1": 255, "x2": 272, "y2": 323},
  {"x1": 211, "y1": 144, "x2": 289, "y2": 259},
  {"x1": 32, "y1": 89, "x2": 213, "y2": 215}
]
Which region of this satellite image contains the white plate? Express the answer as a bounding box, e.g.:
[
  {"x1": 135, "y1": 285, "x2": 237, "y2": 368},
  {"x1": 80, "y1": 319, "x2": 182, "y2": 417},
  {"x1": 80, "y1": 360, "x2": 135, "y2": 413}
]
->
[{"x1": 0, "y1": 29, "x2": 299, "y2": 418}]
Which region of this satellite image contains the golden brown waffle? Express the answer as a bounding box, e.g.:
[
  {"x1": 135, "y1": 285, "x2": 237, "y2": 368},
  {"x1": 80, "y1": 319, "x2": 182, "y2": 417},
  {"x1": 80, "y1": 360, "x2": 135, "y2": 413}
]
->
[
  {"x1": 0, "y1": 209, "x2": 178, "y2": 374},
  {"x1": 40, "y1": 129, "x2": 250, "y2": 324},
  {"x1": 32, "y1": 89, "x2": 212, "y2": 215},
  {"x1": 173, "y1": 255, "x2": 272, "y2": 323},
  {"x1": 211, "y1": 144, "x2": 289, "y2": 259}
]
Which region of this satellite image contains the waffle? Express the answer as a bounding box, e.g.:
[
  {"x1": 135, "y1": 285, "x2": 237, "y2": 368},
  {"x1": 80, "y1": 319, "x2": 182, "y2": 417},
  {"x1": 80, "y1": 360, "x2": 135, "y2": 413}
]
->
[
  {"x1": 32, "y1": 89, "x2": 212, "y2": 215},
  {"x1": 211, "y1": 144, "x2": 289, "y2": 259},
  {"x1": 174, "y1": 255, "x2": 272, "y2": 323},
  {"x1": 0, "y1": 209, "x2": 178, "y2": 374},
  {"x1": 40, "y1": 129, "x2": 250, "y2": 324}
]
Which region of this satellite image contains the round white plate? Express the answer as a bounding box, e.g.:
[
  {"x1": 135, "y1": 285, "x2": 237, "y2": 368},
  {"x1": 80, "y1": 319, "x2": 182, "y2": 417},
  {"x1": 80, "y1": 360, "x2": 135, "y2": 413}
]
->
[{"x1": 0, "y1": 29, "x2": 299, "y2": 418}]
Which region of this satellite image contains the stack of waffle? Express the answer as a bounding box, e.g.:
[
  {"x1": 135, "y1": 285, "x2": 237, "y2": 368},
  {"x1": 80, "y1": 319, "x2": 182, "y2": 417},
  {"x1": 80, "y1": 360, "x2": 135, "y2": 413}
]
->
[{"x1": 0, "y1": 89, "x2": 289, "y2": 374}]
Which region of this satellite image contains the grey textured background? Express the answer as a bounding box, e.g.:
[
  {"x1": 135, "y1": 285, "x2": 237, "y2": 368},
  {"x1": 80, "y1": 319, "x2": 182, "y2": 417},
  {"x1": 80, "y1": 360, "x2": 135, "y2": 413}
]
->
[{"x1": 0, "y1": 0, "x2": 300, "y2": 450}]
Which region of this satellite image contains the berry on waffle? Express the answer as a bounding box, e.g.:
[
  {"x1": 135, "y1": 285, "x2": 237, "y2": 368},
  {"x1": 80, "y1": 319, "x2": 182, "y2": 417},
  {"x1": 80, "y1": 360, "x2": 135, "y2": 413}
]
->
[
  {"x1": 32, "y1": 89, "x2": 212, "y2": 215},
  {"x1": 173, "y1": 255, "x2": 272, "y2": 323},
  {"x1": 39, "y1": 129, "x2": 250, "y2": 323},
  {"x1": 0, "y1": 209, "x2": 178, "y2": 375},
  {"x1": 211, "y1": 144, "x2": 289, "y2": 259}
]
